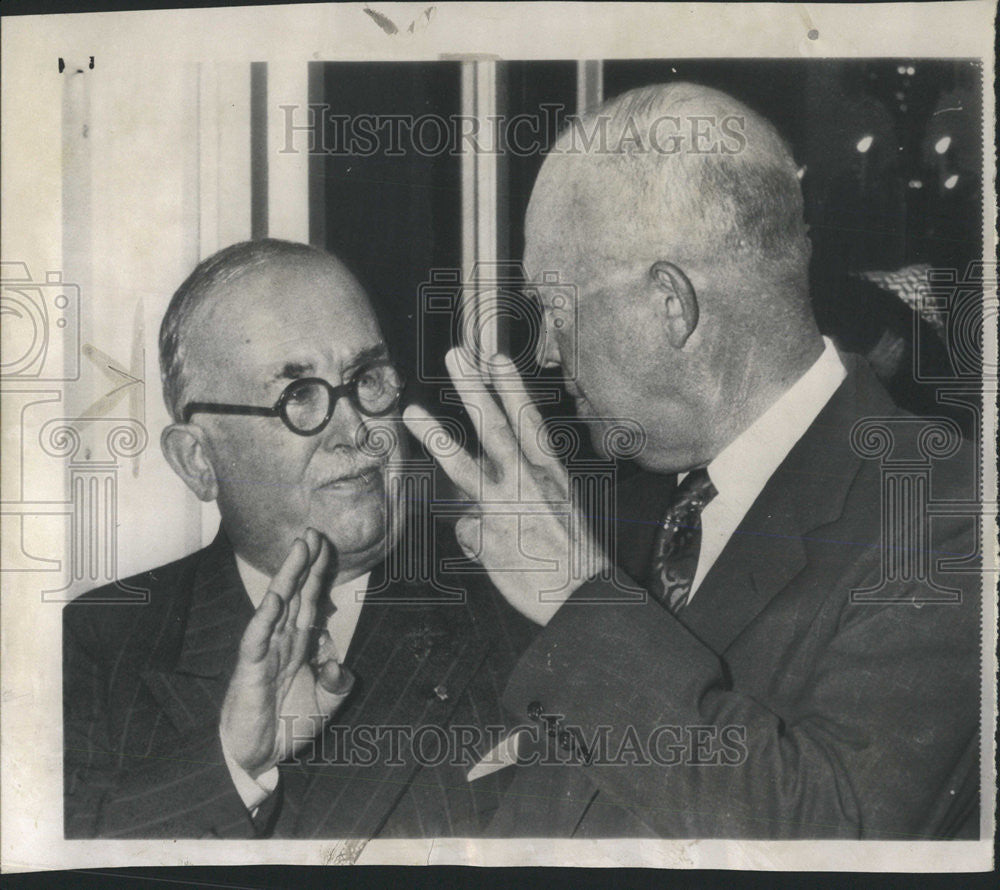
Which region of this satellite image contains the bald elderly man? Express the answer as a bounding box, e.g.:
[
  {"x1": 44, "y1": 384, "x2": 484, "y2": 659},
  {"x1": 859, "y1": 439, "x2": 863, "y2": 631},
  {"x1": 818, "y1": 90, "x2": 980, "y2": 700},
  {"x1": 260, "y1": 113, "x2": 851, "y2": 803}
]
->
[
  {"x1": 63, "y1": 240, "x2": 534, "y2": 839},
  {"x1": 408, "y1": 84, "x2": 980, "y2": 839}
]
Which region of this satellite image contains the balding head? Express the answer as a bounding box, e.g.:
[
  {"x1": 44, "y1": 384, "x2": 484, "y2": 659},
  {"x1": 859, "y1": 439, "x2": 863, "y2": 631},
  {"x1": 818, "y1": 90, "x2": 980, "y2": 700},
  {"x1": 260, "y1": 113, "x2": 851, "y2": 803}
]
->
[
  {"x1": 528, "y1": 82, "x2": 810, "y2": 299},
  {"x1": 526, "y1": 83, "x2": 823, "y2": 471},
  {"x1": 159, "y1": 239, "x2": 360, "y2": 422}
]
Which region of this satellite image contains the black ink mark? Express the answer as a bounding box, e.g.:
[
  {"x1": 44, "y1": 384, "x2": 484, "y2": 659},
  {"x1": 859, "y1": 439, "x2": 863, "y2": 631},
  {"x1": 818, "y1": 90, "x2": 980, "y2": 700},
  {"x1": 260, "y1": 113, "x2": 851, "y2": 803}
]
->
[
  {"x1": 363, "y1": 6, "x2": 399, "y2": 35},
  {"x1": 409, "y1": 7, "x2": 436, "y2": 34},
  {"x1": 60, "y1": 57, "x2": 95, "y2": 73},
  {"x1": 363, "y1": 5, "x2": 436, "y2": 36}
]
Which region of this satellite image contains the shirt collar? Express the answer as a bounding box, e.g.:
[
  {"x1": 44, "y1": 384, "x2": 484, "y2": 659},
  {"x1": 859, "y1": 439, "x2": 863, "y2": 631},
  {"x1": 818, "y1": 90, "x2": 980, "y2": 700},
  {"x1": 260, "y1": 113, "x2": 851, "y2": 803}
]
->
[
  {"x1": 704, "y1": 336, "x2": 847, "y2": 502},
  {"x1": 234, "y1": 552, "x2": 371, "y2": 611}
]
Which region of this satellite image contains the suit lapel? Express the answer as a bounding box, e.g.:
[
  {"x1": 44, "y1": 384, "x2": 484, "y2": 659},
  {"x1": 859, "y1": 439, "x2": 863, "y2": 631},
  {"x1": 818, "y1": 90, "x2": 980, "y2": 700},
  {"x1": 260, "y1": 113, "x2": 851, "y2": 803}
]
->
[
  {"x1": 541, "y1": 358, "x2": 899, "y2": 840},
  {"x1": 140, "y1": 531, "x2": 251, "y2": 734},
  {"x1": 679, "y1": 356, "x2": 896, "y2": 655},
  {"x1": 291, "y1": 569, "x2": 491, "y2": 839},
  {"x1": 133, "y1": 531, "x2": 497, "y2": 840}
]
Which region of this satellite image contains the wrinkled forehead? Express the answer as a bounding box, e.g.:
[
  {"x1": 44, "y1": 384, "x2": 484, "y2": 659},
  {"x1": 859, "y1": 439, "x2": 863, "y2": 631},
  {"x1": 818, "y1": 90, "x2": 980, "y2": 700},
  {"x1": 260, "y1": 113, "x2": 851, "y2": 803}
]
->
[{"x1": 184, "y1": 255, "x2": 381, "y2": 377}]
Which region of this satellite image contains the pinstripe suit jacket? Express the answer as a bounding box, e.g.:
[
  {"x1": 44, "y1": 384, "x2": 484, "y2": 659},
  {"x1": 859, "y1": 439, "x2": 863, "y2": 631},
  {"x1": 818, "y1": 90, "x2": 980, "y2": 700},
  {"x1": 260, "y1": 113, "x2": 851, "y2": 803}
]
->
[{"x1": 64, "y1": 530, "x2": 535, "y2": 839}]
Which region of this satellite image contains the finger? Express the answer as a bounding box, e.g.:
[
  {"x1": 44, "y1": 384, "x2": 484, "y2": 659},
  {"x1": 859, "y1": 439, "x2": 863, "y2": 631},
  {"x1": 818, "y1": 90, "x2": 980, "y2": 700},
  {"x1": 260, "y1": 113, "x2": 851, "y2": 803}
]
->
[
  {"x1": 269, "y1": 537, "x2": 309, "y2": 634},
  {"x1": 286, "y1": 527, "x2": 320, "y2": 630},
  {"x1": 536, "y1": 467, "x2": 570, "y2": 502},
  {"x1": 403, "y1": 404, "x2": 482, "y2": 497},
  {"x1": 445, "y1": 347, "x2": 519, "y2": 468},
  {"x1": 312, "y1": 629, "x2": 340, "y2": 665},
  {"x1": 488, "y1": 353, "x2": 559, "y2": 468},
  {"x1": 455, "y1": 511, "x2": 482, "y2": 562},
  {"x1": 295, "y1": 533, "x2": 331, "y2": 632},
  {"x1": 302, "y1": 525, "x2": 322, "y2": 564},
  {"x1": 239, "y1": 591, "x2": 283, "y2": 662}
]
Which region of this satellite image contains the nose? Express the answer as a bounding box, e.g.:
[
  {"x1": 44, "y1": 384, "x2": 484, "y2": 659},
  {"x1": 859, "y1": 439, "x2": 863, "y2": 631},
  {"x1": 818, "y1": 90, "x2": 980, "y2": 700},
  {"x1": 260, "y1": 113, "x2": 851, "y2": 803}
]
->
[
  {"x1": 319, "y1": 395, "x2": 398, "y2": 462},
  {"x1": 318, "y1": 394, "x2": 366, "y2": 452}
]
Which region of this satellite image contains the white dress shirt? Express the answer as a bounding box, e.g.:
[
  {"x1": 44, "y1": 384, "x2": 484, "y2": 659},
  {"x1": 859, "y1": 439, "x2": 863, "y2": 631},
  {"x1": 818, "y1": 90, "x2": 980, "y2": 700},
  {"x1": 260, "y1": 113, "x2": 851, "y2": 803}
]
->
[
  {"x1": 222, "y1": 555, "x2": 370, "y2": 812},
  {"x1": 468, "y1": 336, "x2": 847, "y2": 781},
  {"x1": 685, "y1": 335, "x2": 847, "y2": 600}
]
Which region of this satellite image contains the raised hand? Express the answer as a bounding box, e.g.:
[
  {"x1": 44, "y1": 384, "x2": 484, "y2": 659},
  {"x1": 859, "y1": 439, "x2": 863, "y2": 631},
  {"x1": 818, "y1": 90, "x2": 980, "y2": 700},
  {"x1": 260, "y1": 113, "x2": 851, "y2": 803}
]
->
[
  {"x1": 220, "y1": 527, "x2": 354, "y2": 778},
  {"x1": 403, "y1": 349, "x2": 609, "y2": 625}
]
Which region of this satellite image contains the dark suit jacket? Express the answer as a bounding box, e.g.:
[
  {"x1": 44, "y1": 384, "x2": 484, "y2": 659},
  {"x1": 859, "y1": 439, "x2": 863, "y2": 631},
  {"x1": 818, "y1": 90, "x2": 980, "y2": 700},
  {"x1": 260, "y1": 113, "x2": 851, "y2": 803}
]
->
[
  {"x1": 64, "y1": 530, "x2": 535, "y2": 839},
  {"x1": 489, "y1": 355, "x2": 981, "y2": 840}
]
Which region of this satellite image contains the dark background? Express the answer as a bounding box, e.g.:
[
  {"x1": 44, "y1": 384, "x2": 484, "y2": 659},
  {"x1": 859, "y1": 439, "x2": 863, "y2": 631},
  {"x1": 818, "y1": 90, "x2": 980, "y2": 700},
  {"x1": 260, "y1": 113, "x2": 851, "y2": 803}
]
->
[{"x1": 310, "y1": 59, "x2": 984, "y2": 441}]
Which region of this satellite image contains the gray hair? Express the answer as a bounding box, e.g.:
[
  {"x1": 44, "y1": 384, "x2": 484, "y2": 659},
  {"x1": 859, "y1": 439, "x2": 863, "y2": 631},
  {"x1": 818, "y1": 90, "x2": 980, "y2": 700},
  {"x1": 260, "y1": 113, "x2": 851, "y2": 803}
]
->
[{"x1": 159, "y1": 239, "x2": 327, "y2": 422}]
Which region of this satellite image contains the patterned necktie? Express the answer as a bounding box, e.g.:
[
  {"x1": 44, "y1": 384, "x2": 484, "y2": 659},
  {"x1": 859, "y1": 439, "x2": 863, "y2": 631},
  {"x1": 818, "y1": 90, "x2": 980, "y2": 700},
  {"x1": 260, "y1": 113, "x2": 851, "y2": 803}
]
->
[{"x1": 648, "y1": 467, "x2": 718, "y2": 613}]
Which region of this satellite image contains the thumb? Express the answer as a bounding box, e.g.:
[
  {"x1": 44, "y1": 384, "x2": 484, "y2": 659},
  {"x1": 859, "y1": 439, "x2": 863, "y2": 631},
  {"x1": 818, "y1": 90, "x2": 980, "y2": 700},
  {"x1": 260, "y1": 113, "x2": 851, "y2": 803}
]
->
[
  {"x1": 317, "y1": 661, "x2": 355, "y2": 698},
  {"x1": 313, "y1": 631, "x2": 355, "y2": 700}
]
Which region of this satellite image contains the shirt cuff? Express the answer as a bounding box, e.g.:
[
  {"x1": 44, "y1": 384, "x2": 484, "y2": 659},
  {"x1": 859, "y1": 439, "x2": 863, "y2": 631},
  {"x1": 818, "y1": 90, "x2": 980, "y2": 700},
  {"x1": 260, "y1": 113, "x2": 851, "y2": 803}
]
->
[
  {"x1": 221, "y1": 734, "x2": 279, "y2": 815},
  {"x1": 466, "y1": 730, "x2": 524, "y2": 782}
]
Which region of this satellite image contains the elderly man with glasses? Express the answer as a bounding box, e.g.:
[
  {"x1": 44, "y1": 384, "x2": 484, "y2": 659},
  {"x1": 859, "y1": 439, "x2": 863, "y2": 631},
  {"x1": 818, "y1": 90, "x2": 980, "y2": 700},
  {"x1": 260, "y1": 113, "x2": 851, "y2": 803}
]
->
[{"x1": 63, "y1": 239, "x2": 535, "y2": 840}]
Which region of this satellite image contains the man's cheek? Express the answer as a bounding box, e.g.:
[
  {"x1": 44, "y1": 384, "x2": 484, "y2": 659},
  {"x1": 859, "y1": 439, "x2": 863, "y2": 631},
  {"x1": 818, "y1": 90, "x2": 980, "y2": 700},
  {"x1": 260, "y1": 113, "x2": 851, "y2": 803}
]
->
[{"x1": 236, "y1": 444, "x2": 309, "y2": 518}]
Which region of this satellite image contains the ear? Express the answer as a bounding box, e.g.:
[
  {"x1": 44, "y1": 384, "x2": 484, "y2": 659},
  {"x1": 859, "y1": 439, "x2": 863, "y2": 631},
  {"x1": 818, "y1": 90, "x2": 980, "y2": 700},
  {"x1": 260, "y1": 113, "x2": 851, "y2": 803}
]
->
[
  {"x1": 161, "y1": 423, "x2": 219, "y2": 502},
  {"x1": 650, "y1": 261, "x2": 699, "y2": 349}
]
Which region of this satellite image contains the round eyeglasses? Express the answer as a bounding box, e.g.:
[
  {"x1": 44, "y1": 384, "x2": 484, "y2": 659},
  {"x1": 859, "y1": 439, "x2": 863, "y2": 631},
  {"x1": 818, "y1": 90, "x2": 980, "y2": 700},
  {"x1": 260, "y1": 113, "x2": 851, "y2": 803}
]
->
[{"x1": 182, "y1": 360, "x2": 405, "y2": 436}]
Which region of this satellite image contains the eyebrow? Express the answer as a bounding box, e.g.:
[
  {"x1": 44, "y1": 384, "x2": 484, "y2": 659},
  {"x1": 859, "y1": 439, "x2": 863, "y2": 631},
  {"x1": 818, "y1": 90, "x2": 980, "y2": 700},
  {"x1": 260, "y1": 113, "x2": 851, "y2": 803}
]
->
[
  {"x1": 344, "y1": 343, "x2": 390, "y2": 373},
  {"x1": 272, "y1": 343, "x2": 389, "y2": 383},
  {"x1": 276, "y1": 361, "x2": 315, "y2": 381}
]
